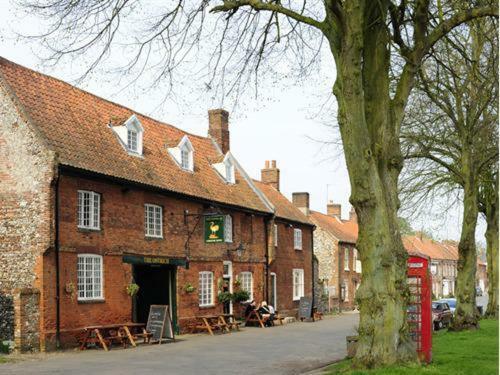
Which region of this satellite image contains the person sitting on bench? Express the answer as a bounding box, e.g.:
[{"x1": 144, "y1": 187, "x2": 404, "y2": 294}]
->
[
  {"x1": 258, "y1": 301, "x2": 275, "y2": 327},
  {"x1": 244, "y1": 300, "x2": 256, "y2": 318}
]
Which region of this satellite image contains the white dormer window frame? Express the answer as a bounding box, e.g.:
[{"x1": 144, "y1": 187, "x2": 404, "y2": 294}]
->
[
  {"x1": 127, "y1": 129, "x2": 138, "y2": 152},
  {"x1": 167, "y1": 135, "x2": 194, "y2": 172},
  {"x1": 212, "y1": 152, "x2": 236, "y2": 184},
  {"x1": 110, "y1": 114, "x2": 144, "y2": 156}
]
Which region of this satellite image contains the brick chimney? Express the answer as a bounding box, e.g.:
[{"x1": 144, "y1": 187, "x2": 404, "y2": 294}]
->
[
  {"x1": 327, "y1": 201, "x2": 342, "y2": 219},
  {"x1": 208, "y1": 109, "x2": 230, "y2": 154},
  {"x1": 292, "y1": 192, "x2": 310, "y2": 216},
  {"x1": 349, "y1": 206, "x2": 357, "y2": 222},
  {"x1": 261, "y1": 160, "x2": 280, "y2": 191}
]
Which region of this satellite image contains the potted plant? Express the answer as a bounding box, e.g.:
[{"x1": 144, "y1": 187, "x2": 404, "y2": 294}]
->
[
  {"x1": 217, "y1": 291, "x2": 233, "y2": 304},
  {"x1": 184, "y1": 283, "x2": 196, "y2": 293},
  {"x1": 231, "y1": 290, "x2": 250, "y2": 303},
  {"x1": 126, "y1": 283, "x2": 140, "y2": 297}
]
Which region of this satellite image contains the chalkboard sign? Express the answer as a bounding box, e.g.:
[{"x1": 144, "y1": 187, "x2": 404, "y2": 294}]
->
[
  {"x1": 298, "y1": 296, "x2": 313, "y2": 320},
  {"x1": 146, "y1": 305, "x2": 175, "y2": 343}
]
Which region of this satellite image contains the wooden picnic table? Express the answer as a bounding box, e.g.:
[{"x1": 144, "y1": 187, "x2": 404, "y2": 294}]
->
[
  {"x1": 245, "y1": 309, "x2": 268, "y2": 328},
  {"x1": 193, "y1": 315, "x2": 230, "y2": 335},
  {"x1": 79, "y1": 322, "x2": 151, "y2": 351},
  {"x1": 220, "y1": 314, "x2": 242, "y2": 331}
]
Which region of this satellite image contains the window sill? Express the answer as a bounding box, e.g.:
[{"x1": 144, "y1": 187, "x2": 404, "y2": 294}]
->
[
  {"x1": 78, "y1": 299, "x2": 105, "y2": 304},
  {"x1": 78, "y1": 227, "x2": 101, "y2": 233},
  {"x1": 199, "y1": 304, "x2": 216, "y2": 309},
  {"x1": 145, "y1": 236, "x2": 164, "y2": 240}
]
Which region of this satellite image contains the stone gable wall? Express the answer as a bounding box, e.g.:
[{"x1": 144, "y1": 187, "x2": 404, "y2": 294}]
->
[{"x1": 0, "y1": 81, "x2": 55, "y2": 348}]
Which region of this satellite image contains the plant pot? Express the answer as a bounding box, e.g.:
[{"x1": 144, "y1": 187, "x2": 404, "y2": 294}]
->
[{"x1": 346, "y1": 335, "x2": 358, "y2": 358}]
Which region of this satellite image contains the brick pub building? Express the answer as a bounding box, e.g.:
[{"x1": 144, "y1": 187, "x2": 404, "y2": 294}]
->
[
  {"x1": 0, "y1": 57, "x2": 313, "y2": 351},
  {"x1": 254, "y1": 162, "x2": 315, "y2": 316}
]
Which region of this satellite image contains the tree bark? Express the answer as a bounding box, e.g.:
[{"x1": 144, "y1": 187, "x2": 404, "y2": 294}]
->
[
  {"x1": 327, "y1": 2, "x2": 416, "y2": 367},
  {"x1": 484, "y1": 195, "x2": 499, "y2": 318},
  {"x1": 450, "y1": 164, "x2": 480, "y2": 330}
]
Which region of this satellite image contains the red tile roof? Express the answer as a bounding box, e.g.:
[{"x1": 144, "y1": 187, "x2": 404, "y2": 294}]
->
[
  {"x1": 253, "y1": 181, "x2": 313, "y2": 225},
  {"x1": 0, "y1": 57, "x2": 272, "y2": 213},
  {"x1": 310, "y1": 210, "x2": 459, "y2": 261},
  {"x1": 310, "y1": 211, "x2": 358, "y2": 244},
  {"x1": 403, "y1": 235, "x2": 458, "y2": 261}
]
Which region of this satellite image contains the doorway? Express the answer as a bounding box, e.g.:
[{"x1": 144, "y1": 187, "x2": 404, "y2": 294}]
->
[
  {"x1": 133, "y1": 264, "x2": 176, "y2": 325},
  {"x1": 270, "y1": 273, "x2": 277, "y2": 310},
  {"x1": 223, "y1": 261, "x2": 233, "y2": 314}
]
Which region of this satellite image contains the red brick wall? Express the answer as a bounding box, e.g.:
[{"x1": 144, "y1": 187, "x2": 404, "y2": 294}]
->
[
  {"x1": 40, "y1": 173, "x2": 268, "y2": 345},
  {"x1": 177, "y1": 261, "x2": 265, "y2": 330},
  {"x1": 270, "y1": 221, "x2": 313, "y2": 316}
]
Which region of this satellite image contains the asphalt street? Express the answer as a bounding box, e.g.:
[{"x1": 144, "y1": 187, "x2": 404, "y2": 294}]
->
[{"x1": 1, "y1": 313, "x2": 359, "y2": 375}]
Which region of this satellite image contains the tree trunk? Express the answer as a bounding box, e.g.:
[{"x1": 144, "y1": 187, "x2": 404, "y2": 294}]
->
[
  {"x1": 327, "y1": 2, "x2": 416, "y2": 367},
  {"x1": 450, "y1": 177, "x2": 479, "y2": 330},
  {"x1": 484, "y1": 197, "x2": 498, "y2": 318}
]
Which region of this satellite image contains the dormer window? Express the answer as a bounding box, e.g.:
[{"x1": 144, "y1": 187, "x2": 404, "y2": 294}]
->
[
  {"x1": 181, "y1": 145, "x2": 190, "y2": 169},
  {"x1": 225, "y1": 159, "x2": 234, "y2": 183},
  {"x1": 167, "y1": 135, "x2": 194, "y2": 172},
  {"x1": 212, "y1": 153, "x2": 236, "y2": 184},
  {"x1": 127, "y1": 129, "x2": 138, "y2": 152},
  {"x1": 110, "y1": 114, "x2": 144, "y2": 156}
]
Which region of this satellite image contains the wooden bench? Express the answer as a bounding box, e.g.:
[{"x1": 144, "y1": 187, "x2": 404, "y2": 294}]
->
[
  {"x1": 79, "y1": 325, "x2": 128, "y2": 351},
  {"x1": 220, "y1": 314, "x2": 242, "y2": 331},
  {"x1": 79, "y1": 323, "x2": 153, "y2": 351},
  {"x1": 193, "y1": 315, "x2": 230, "y2": 335},
  {"x1": 313, "y1": 311, "x2": 324, "y2": 321},
  {"x1": 122, "y1": 323, "x2": 152, "y2": 346},
  {"x1": 274, "y1": 314, "x2": 285, "y2": 326},
  {"x1": 245, "y1": 309, "x2": 269, "y2": 328}
]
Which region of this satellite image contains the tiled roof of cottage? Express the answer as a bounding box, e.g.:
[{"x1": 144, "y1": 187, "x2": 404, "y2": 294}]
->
[
  {"x1": 403, "y1": 235, "x2": 459, "y2": 261},
  {"x1": 310, "y1": 211, "x2": 358, "y2": 244},
  {"x1": 310, "y1": 210, "x2": 460, "y2": 261},
  {"x1": 253, "y1": 181, "x2": 314, "y2": 226},
  {"x1": 0, "y1": 57, "x2": 272, "y2": 213}
]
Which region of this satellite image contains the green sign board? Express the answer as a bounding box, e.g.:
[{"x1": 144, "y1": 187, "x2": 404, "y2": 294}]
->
[{"x1": 204, "y1": 215, "x2": 225, "y2": 243}]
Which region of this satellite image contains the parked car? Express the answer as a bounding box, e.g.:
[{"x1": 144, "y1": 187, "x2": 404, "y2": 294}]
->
[
  {"x1": 476, "y1": 287, "x2": 483, "y2": 296},
  {"x1": 439, "y1": 298, "x2": 456, "y2": 315},
  {"x1": 432, "y1": 301, "x2": 453, "y2": 330}
]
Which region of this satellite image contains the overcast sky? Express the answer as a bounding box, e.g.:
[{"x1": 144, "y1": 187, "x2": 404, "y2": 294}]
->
[{"x1": 0, "y1": 1, "x2": 480, "y2": 242}]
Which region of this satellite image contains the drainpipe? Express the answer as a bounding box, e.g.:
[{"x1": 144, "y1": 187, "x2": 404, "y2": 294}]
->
[
  {"x1": 54, "y1": 167, "x2": 61, "y2": 349},
  {"x1": 311, "y1": 227, "x2": 315, "y2": 312},
  {"x1": 338, "y1": 243, "x2": 342, "y2": 313},
  {"x1": 264, "y1": 215, "x2": 273, "y2": 303}
]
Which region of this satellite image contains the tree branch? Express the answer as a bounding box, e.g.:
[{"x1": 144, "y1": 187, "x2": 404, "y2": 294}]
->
[
  {"x1": 423, "y1": 6, "x2": 499, "y2": 55},
  {"x1": 210, "y1": 0, "x2": 325, "y2": 30}
]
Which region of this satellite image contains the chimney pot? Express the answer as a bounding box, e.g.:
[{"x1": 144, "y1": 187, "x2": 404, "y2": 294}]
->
[
  {"x1": 261, "y1": 160, "x2": 280, "y2": 191},
  {"x1": 327, "y1": 202, "x2": 342, "y2": 219},
  {"x1": 292, "y1": 192, "x2": 310, "y2": 216},
  {"x1": 208, "y1": 109, "x2": 230, "y2": 154}
]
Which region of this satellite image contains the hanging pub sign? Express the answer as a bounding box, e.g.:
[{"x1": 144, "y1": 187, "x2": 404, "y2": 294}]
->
[{"x1": 204, "y1": 215, "x2": 225, "y2": 243}]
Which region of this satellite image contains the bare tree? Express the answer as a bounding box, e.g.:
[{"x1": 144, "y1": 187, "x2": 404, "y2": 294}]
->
[
  {"x1": 402, "y1": 17, "x2": 498, "y2": 329},
  {"x1": 17, "y1": 0, "x2": 498, "y2": 367}
]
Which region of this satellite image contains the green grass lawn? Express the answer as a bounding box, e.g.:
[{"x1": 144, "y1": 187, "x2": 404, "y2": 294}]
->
[{"x1": 326, "y1": 319, "x2": 499, "y2": 375}]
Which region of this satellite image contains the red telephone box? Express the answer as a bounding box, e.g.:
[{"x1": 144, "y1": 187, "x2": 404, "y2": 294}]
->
[{"x1": 407, "y1": 254, "x2": 432, "y2": 363}]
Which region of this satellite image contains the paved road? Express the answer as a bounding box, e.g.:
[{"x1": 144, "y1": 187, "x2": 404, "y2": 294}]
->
[{"x1": 2, "y1": 313, "x2": 358, "y2": 375}]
